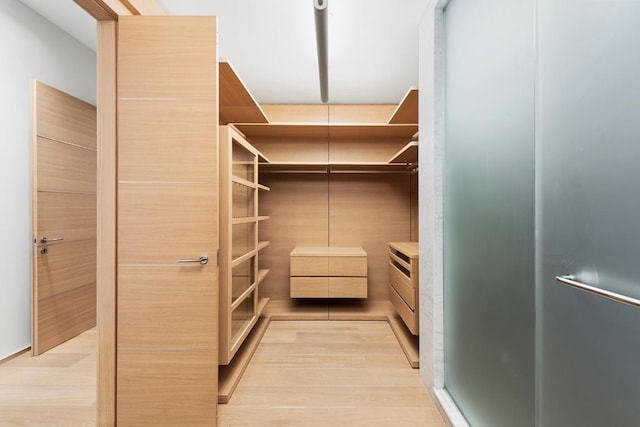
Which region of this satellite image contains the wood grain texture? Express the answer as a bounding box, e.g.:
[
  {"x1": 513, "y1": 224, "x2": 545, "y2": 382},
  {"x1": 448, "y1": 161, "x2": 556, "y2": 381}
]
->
[
  {"x1": 37, "y1": 239, "x2": 96, "y2": 300},
  {"x1": 329, "y1": 277, "x2": 368, "y2": 298},
  {"x1": 411, "y1": 172, "x2": 419, "y2": 242},
  {"x1": 251, "y1": 137, "x2": 329, "y2": 163},
  {"x1": 390, "y1": 285, "x2": 418, "y2": 335},
  {"x1": 388, "y1": 141, "x2": 419, "y2": 164},
  {"x1": 290, "y1": 278, "x2": 329, "y2": 298},
  {"x1": 37, "y1": 192, "x2": 96, "y2": 242},
  {"x1": 388, "y1": 88, "x2": 419, "y2": 124},
  {"x1": 329, "y1": 256, "x2": 367, "y2": 277},
  {"x1": 261, "y1": 105, "x2": 328, "y2": 123},
  {"x1": 290, "y1": 257, "x2": 328, "y2": 276},
  {"x1": 329, "y1": 174, "x2": 412, "y2": 300},
  {"x1": 328, "y1": 105, "x2": 396, "y2": 124},
  {"x1": 389, "y1": 262, "x2": 417, "y2": 310},
  {"x1": 118, "y1": 267, "x2": 217, "y2": 349},
  {"x1": 329, "y1": 138, "x2": 408, "y2": 163},
  {"x1": 118, "y1": 183, "x2": 217, "y2": 265},
  {"x1": 37, "y1": 284, "x2": 96, "y2": 354},
  {"x1": 37, "y1": 137, "x2": 96, "y2": 194},
  {"x1": 35, "y1": 81, "x2": 96, "y2": 149},
  {"x1": 118, "y1": 99, "x2": 218, "y2": 181},
  {"x1": 257, "y1": 174, "x2": 329, "y2": 300},
  {"x1": 118, "y1": 16, "x2": 217, "y2": 98},
  {"x1": 97, "y1": 20, "x2": 116, "y2": 427},
  {"x1": 388, "y1": 315, "x2": 420, "y2": 368},
  {"x1": 218, "y1": 321, "x2": 444, "y2": 426},
  {"x1": 117, "y1": 349, "x2": 217, "y2": 426},
  {"x1": 219, "y1": 62, "x2": 268, "y2": 124},
  {"x1": 73, "y1": 0, "x2": 118, "y2": 20}
]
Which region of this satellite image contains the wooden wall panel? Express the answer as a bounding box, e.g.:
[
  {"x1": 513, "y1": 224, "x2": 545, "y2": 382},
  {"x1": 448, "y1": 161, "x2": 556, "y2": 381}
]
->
[
  {"x1": 261, "y1": 105, "x2": 328, "y2": 123},
  {"x1": 37, "y1": 192, "x2": 96, "y2": 242},
  {"x1": 328, "y1": 105, "x2": 396, "y2": 123},
  {"x1": 36, "y1": 83, "x2": 96, "y2": 149},
  {"x1": 118, "y1": 17, "x2": 217, "y2": 99},
  {"x1": 37, "y1": 137, "x2": 96, "y2": 193},
  {"x1": 251, "y1": 137, "x2": 329, "y2": 163},
  {"x1": 117, "y1": 349, "x2": 217, "y2": 425},
  {"x1": 258, "y1": 175, "x2": 329, "y2": 300},
  {"x1": 411, "y1": 172, "x2": 419, "y2": 242},
  {"x1": 329, "y1": 139, "x2": 408, "y2": 163},
  {"x1": 118, "y1": 267, "x2": 217, "y2": 349},
  {"x1": 37, "y1": 239, "x2": 96, "y2": 300},
  {"x1": 118, "y1": 183, "x2": 217, "y2": 265},
  {"x1": 118, "y1": 100, "x2": 217, "y2": 181},
  {"x1": 36, "y1": 283, "x2": 96, "y2": 354},
  {"x1": 329, "y1": 174, "x2": 412, "y2": 300}
]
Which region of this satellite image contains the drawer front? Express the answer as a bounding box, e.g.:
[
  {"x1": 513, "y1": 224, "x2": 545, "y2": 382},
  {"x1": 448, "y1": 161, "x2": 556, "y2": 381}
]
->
[
  {"x1": 328, "y1": 256, "x2": 367, "y2": 277},
  {"x1": 290, "y1": 256, "x2": 328, "y2": 276},
  {"x1": 389, "y1": 262, "x2": 416, "y2": 310},
  {"x1": 389, "y1": 285, "x2": 418, "y2": 335},
  {"x1": 290, "y1": 277, "x2": 329, "y2": 298},
  {"x1": 328, "y1": 277, "x2": 367, "y2": 298}
]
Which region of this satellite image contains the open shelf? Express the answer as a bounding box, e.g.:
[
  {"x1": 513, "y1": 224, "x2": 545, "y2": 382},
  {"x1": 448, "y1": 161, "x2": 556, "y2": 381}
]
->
[
  {"x1": 257, "y1": 183, "x2": 270, "y2": 191},
  {"x1": 256, "y1": 269, "x2": 270, "y2": 287},
  {"x1": 219, "y1": 61, "x2": 269, "y2": 125},
  {"x1": 234, "y1": 123, "x2": 418, "y2": 141},
  {"x1": 231, "y1": 175, "x2": 256, "y2": 189},
  {"x1": 257, "y1": 241, "x2": 270, "y2": 251},
  {"x1": 388, "y1": 140, "x2": 418, "y2": 164},
  {"x1": 259, "y1": 161, "x2": 413, "y2": 173},
  {"x1": 257, "y1": 216, "x2": 270, "y2": 222},
  {"x1": 388, "y1": 87, "x2": 418, "y2": 124}
]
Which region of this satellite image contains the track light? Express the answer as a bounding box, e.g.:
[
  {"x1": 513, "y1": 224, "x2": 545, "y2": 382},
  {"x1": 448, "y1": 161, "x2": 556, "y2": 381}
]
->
[{"x1": 314, "y1": 0, "x2": 328, "y2": 103}]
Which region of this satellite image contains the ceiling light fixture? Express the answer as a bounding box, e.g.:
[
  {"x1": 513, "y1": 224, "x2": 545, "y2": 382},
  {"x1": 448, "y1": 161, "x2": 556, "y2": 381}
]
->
[{"x1": 313, "y1": 0, "x2": 329, "y2": 103}]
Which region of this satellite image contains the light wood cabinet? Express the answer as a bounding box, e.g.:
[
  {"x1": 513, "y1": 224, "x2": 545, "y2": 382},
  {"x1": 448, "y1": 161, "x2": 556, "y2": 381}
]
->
[
  {"x1": 388, "y1": 242, "x2": 419, "y2": 335},
  {"x1": 290, "y1": 246, "x2": 367, "y2": 298},
  {"x1": 219, "y1": 125, "x2": 270, "y2": 365}
]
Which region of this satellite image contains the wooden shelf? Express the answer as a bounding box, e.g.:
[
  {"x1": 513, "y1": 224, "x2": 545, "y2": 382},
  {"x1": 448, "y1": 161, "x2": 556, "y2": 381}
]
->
[
  {"x1": 388, "y1": 141, "x2": 418, "y2": 164},
  {"x1": 231, "y1": 216, "x2": 256, "y2": 225},
  {"x1": 259, "y1": 162, "x2": 413, "y2": 173},
  {"x1": 234, "y1": 123, "x2": 418, "y2": 141},
  {"x1": 257, "y1": 241, "x2": 270, "y2": 251},
  {"x1": 257, "y1": 215, "x2": 270, "y2": 222},
  {"x1": 256, "y1": 269, "x2": 270, "y2": 287},
  {"x1": 388, "y1": 87, "x2": 418, "y2": 124},
  {"x1": 231, "y1": 175, "x2": 256, "y2": 189},
  {"x1": 219, "y1": 61, "x2": 269, "y2": 125},
  {"x1": 257, "y1": 183, "x2": 270, "y2": 191},
  {"x1": 231, "y1": 283, "x2": 258, "y2": 311}
]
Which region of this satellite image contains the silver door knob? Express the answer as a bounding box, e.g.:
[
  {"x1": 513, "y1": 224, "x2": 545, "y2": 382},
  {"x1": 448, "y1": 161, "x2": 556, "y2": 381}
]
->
[
  {"x1": 41, "y1": 237, "x2": 64, "y2": 244},
  {"x1": 177, "y1": 255, "x2": 208, "y2": 265}
]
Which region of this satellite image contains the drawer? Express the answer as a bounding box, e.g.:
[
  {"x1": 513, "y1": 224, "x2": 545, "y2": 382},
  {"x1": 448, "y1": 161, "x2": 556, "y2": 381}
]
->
[
  {"x1": 290, "y1": 277, "x2": 328, "y2": 298},
  {"x1": 328, "y1": 277, "x2": 367, "y2": 298},
  {"x1": 389, "y1": 284, "x2": 418, "y2": 335},
  {"x1": 328, "y1": 256, "x2": 367, "y2": 277},
  {"x1": 290, "y1": 256, "x2": 328, "y2": 276},
  {"x1": 389, "y1": 262, "x2": 416, "y2": 310}
]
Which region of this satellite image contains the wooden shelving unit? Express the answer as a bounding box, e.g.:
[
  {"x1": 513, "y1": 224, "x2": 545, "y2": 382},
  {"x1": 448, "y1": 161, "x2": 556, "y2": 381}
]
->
[
  {"x1": 219, "y1": 61, "x2": 269, "y2": 125},
  {"x1": 234, "y1": 122, "x2": 418, "y2": 141},
  {"x1": 219, "y1": 125, "x2": 271, "y2": 372},
  {"x1": 389, "y1": 140, "x2": 418, "y2": 164},
  {"x1": 388, "y1": 87, "x2": 418, "y2": 124},
  {"x1": 259, "y1": 161, "x2": 413, "y2": 173}
]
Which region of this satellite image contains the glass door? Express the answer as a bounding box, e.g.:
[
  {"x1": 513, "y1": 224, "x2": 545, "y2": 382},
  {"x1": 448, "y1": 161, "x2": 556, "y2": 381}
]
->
[{"x1": 537, "y1": 0, "x2": 640, "y2": 425}]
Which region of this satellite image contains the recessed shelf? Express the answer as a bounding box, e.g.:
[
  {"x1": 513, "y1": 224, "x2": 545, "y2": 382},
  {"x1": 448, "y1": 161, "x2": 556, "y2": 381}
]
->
[
  {"x1": 256, "y1": 269, "x2": 270, "y2": 287},
  {"x1": 234, "y1": 123, "x2": 418, "y2": 141},
  {"x1": 257, "y1": 216, "x2": 270, "y2": 222},
  {"x1": 257, "y1": 241, "x2": 270, "y2": 251},
  {"x1": 259, "y1": 161, "x2": 413, "y2": 173},
  {"x1": 257, "y1": 183, "x2": 270, "y2": 191},
  {"x1": 232, "y1": 217, "x2": 256, "y2": 225},
  {"x1": 231, "y1": 176, "x2": 256, "y2": 188}
]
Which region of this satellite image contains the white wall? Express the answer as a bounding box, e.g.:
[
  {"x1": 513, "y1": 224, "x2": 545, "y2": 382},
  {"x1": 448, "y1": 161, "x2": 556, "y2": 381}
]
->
[{"x1": 0, "y1": 0, "x2": 96, "y2": 360}]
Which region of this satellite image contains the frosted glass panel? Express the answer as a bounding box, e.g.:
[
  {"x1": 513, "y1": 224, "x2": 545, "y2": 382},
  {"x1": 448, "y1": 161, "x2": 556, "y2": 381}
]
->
[
  {"x1": 443, "y1": 0, "x2": 535, "y2": 425},
  {"x1": 538, "y1": 0, "x2": 640, "y2": 425}
]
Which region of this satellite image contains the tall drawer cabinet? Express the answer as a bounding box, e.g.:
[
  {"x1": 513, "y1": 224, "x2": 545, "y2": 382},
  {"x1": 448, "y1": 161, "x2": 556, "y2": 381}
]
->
[
  {"x1": 290, "y1": 246, "x2": 368, "y2": 298},
  {"x1": 388, "y1": 242, "x2": 419, "y2": 334}
]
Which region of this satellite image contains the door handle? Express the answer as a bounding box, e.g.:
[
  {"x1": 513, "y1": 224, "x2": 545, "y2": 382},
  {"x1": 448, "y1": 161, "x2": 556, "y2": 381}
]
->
[
  {"x1": 177, "y1": 255, "x2": 208, "y2": 265},
  {"x1": 40, "y1": 237, "x2": 64, "y2": 244}
]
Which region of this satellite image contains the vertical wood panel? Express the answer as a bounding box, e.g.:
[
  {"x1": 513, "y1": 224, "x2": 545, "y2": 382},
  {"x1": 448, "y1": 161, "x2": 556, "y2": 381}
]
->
[
  {"x1": 97, "y1": 20, "x2": 117, "y2": 427},
  {"x1": 329, "y1": 175, "x2": 411, "y2": 300}
]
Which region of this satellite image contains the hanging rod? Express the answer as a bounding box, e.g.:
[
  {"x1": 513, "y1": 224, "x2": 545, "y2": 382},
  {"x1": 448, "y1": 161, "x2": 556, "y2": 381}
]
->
[
  {"x1": 314, "y1": 0, "x2": 329, "y2": 103},
  {"x1": 555, "y1": 275, "x2": 640, "y2": 308}
]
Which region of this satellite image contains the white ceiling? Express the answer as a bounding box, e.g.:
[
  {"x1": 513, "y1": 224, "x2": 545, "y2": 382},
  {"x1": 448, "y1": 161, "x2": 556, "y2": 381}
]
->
[{"x1": 18, "y1": 0, "x2": 428, "y2": 104}]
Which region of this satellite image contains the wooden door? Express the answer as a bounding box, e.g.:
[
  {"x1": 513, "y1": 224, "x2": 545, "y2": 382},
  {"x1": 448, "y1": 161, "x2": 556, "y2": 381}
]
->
[
  {"x1": 116, "y1": 16, "x2": 219, "y2": 425},
  {"x1": 31, "y1": 81, "x2": 97, "y2": 356}
]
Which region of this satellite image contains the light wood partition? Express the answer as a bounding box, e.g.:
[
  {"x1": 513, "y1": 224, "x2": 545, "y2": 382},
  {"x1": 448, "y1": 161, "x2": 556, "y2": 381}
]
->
[
  {"x1": 115, "y1": 16, "x2": 219, "y2": 425},
  {"x1": 31, "y1": 81, "x2": 97, "y2": 356}
]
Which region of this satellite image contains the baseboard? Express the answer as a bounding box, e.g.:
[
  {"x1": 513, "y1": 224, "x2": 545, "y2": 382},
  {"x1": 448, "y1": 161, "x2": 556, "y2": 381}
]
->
[{"x1": 432, "y1": 388, "x2": 470, "y2": 427}]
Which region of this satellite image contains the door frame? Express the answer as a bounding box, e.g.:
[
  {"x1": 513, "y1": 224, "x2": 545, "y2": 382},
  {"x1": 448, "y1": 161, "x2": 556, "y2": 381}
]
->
[{"x1": 71, "y1": 1, "x2": 165, "y2": 425}]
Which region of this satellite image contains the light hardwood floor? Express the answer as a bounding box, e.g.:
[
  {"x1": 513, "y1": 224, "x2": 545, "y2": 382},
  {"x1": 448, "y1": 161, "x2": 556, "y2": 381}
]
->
[
  {"x1": 0, "y1": 322, "x2": 444, "y2": 426},
  {"x1": 218, "y1": 321, "x2": 445, "y2": 427}
]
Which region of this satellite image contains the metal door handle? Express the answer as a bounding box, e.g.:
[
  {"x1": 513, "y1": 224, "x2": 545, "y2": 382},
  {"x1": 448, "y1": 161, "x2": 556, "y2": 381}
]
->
[
  {"x1": 177, "y1": 255, "x2": 208, "y2": 265},
  {"x1": 41, "y1": 237, "x2": 64, "y2": 244}
]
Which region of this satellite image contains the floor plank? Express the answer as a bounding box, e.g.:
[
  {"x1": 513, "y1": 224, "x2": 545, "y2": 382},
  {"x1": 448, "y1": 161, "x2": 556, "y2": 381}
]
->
[{"x1": 219, "y1": 320, "x2": 445, "y2": 427}]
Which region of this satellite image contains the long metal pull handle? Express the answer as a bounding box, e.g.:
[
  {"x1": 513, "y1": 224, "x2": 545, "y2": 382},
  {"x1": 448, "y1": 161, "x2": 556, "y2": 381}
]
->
[
  {"x1": 177, "y1": 255, "x2": 208, "y2": 265},
  {"x1": 556, "y1": 275, "x2": 640, "y2": 308},
  {"x1": 40, "y1": 237, "x2": 64, "y2": 244}
]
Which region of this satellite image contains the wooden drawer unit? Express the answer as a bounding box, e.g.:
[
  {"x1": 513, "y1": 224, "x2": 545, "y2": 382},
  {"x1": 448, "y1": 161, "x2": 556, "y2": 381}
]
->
[
  {"x1": 388, "y1": 242, "x2": 419, "y2": 335},
  {"x1": 290, "y1": 246, "x2": 367, "y2": 298}
]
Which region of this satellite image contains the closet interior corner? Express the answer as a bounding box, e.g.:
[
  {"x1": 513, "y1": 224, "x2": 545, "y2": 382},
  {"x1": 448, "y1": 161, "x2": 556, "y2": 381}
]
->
[{"x1": 217, "y1": 60, "x2": 421, "y2": 402}]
